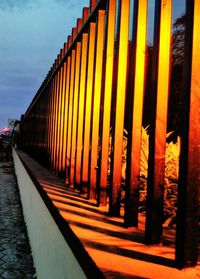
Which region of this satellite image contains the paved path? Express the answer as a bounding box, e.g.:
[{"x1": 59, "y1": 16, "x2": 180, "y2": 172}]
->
[
  {"x1": 0, "y1": 151, "x2": 36, "y2": 278},
  {"x1": 18, "y1": 150, "x2": 200, "y2": 279}
]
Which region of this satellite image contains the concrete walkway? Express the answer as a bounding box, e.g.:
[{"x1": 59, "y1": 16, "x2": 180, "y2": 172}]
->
[
  {"x1": 0, "y1": 150, "x2": 36, "y2": 278},
  {"x1": 17, "y1": 150, "x2": 200, "y2": 279}
]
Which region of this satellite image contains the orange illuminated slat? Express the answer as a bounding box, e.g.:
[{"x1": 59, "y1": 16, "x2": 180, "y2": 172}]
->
[
  {"x1": 124, "y1": 0, "x2": 148, "y2": 226},
  {"x1": 44, "y1": 92, "x2": 47, "y2": 152},
  {"x1": 45, "y1": 90, "x2": 48, "y2": 152},
  {"x1": 48, "y1": 66, "x2": 55, "y2": 165},
  {"x1": 176, "y1": 0, "x2": 200, "y2": 267},
  {"x1": 90, "y1": 0, "x2": 97, "y2": 12},
  {"x1": 77, "y1": 18, "x2": 83, "y2": 33},
  {"x1": 52, "y1": 74, "x2": 57, "y2": 171},
  {"x1": 70, "y1": 42, "x2": 81, "y2": 186},
  {"x1": 51, "y1": 74, "x2": 57, "y2": 168},
  {"x1": 49, "y1": 79, "x2": 54, "y2": 167},
  {"x1": 58, "y1": 46, "x2": 66, "y2": 174},
  {"x1": 155, "y1": 2, "x2": 172, "y2": 153},
  {"x1": 90, "y1": 10, "x2": 105, "y2": 200},
  {"x1": 62, "y1": 56, "x2": 71, "y2": 173},
  {"x1": 45, "y1": 91, "x2": 48, "y2": 152},
  {"x1": 47, "y1": 80, "x2": 53, "y2": 162},
  {"x1": 46, "y1": 80, "x2": 49, "y2": 149},
  {"x1": 42, "y1": 94, "x2": 45, "y2": 150},
  {"x1": 36, "y1": 101, "x2": 40, "y2": 150},
  {"x1": 75, "y1": 33, "x2": 89, "y2": 187},
  {"x1": 56, "y1": 65, "x2": 63, "y2": 174},
  {"x1": 48, "y1": 78, "x2": 52, "y2": 165},
  {"x1": 52, "y1": 57, "x2": 60, "y2": 172},
  {"x1": 83, "y1": 7, "x2": 90, "y2": 23},
  {"x1": 82, "y1": 22, "x2": 96, "y2": 189},
  {"x1": 99, "y1": 0, "x2": 116, "y2": 205},
  {"x1": 109, "y1": 0, "x2": 130, "y2": 215},
  {"x1": 41, "y1": 96, "x2": 44, "y2": 150},
  {"x1": 58, "y1": 66, "x2": 65, "y2": 174},
  {"x1": 53, "y1": 66, "x2": 61, "y2": 173},
  {"x1": 145, "y1": 0, "x2": 172, "y2": 244},
  {"x1": 65, "y1": 50, "x2": 76, "y2": 185},
  {"x1": 59, "y1": 59, "x2": 67, "y2": 175},
  {"x1": 72, "y1": 27, "x2": 77, "y2": 41},
  {"x1": 47, "y1": 79, "x2": 53, "y2": 157},
  {"x1": 51, "y1": 71, "x2": 58, "y2": 171},
  {"x1": 45, "y1": 90, "x2": 49, "y2": 153},
  {"x1": 187, "y1": 0, "x2": 200, "y2": 241}
]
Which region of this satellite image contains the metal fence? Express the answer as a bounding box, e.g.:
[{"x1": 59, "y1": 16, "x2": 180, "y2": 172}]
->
[{"x1": 20, "y1": 0, "x2": 199, "y2": 268}]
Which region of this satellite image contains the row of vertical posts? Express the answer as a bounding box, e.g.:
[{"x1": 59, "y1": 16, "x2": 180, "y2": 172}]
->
[{"x1": 20, "y1": 0, "x2": 199, "y2": 268}]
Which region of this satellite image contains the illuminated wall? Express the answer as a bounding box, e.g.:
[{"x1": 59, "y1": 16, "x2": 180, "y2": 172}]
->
[{"x1": 20, "y1": 0, "x2": 199, "y2": 268}]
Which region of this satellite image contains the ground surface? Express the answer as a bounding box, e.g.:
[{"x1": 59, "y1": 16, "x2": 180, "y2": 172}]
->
[
  {"x1": 18, "y1": 150, "x2": 200, "y2": 279},
  {"x1": 0, "y1": 148, "x2": 36, "y2": 279}
]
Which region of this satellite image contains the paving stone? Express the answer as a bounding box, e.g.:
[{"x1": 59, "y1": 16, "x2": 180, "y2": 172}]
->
[{"x1": 0, "y1": 150, "x2": 36, "y2": 278}]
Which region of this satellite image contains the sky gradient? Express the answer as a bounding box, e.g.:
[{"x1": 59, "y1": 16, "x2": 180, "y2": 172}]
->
[
  {"x1": 0, "y1": 0, "x2": 89, "y2": 128},
  {"x1": 0, "y1": 0, "x2": 185, "y2": 129}
]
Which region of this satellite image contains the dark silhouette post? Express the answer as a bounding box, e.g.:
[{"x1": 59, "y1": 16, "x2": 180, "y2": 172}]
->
[{"x1": 176, "y1": 0, "x2": 200, "y2": 268}]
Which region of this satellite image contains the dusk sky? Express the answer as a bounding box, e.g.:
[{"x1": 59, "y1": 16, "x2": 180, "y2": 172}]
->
[
  {"x1": 0, "y1": 0, "x2": 185, "y2": 129},
  {"x1": 0, "y1": 0, "x2": 89, "y2": 129}
]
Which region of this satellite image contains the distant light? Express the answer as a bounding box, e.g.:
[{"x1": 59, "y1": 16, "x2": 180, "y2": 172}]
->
[{"x1": 0, "y1": 127, "x2": 11, "y2": 135}]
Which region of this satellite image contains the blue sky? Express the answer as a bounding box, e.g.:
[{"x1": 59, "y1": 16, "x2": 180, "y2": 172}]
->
[
  {"x1": 0, "y1": 0, "x2": 185, "y2": 129},
  {"x1": 0, "y1": 0, "x2": 89, "y2": 128}
]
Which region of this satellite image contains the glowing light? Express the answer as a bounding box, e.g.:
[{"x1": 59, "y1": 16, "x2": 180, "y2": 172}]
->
[
  {"x1": 110, "y1": 0, "x2": 130, "y2": 215},
  {"x1": 59, "y1": 46, "x2": 67, "y2": 174},
  {"x1": 56, "y1": 61, "x2": 64, "y2": 174},
  {"x1": 66, "y1": 50, "x2": 76, "y2": 184},
  {"x1": 75, "y1": 33, "x2": 88, "y2": 186},
  {"x1": 70, "y1": 42, "x2": 81, "y2": 186},
  {"x1": 154, "y1": 0, "x2": 172, "y2": 179},
  {"x1": 124, "y1": 0, "x2": 148, "y2": 226},
  {"x1": 90, "y1": 10, "x2": 105, "y2": 200},
  {"x1": 82, "y1": 22, "x2": 96, "y2": 185},
  {"x1": 62, "y1": 56, "x2": 71, "y2": 172},
  {"x1": 99, "y1": 0, "x2": 116, "y2": 205}
]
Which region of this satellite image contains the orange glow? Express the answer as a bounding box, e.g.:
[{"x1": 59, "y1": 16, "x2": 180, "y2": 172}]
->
[
  {"x1": 52, "y1": 72, "x2": 59, "y2": 170},
  {"x1": 111, "y1": 0, "x2": 130, "y2": 213},
  {"x1": 83, "y1": 7, "x2": 90, "y2": 23},
  {"x1": 49, "y1": 78, "x2": 53, "y2": 166},
  {"x1": 188, "y1": 1, "x2": 200, "y2": 170},
  {"x1": 82, "y1": 22, "x2": 96, "y2": 184},
  {"x1": 59, "y1": 59, "x2": 67, "y2": 174},
  {"x1": 130, "y1": 3, "x2": 147, "y2": 186},
  {"x1": 54, "y1": 65, "x2": 61, "y2": 174},
  {"x1": 62, "y1": 57, "x2": 71, "y2": 172},
  {"x1": 154, "y1": 0, "x2": 172, "y2": 181},
  {"x1": 77, "y1": 18, "x2": 83, "y2": 33},
  {"x1": 90, "y1": 0, "x2": 97, "y2": 12},
  {"x1": 56, "y1": 65, "x2": 63, "y2": 174},
  {"x1": 38, "y1": 176, "x2": 176, "y2": 279},
  {"x1": 124, "y1": 0, "x2": 148, "y2": 226},
  {"x1": 46, "y1": 79, "x2": 50, "y2": 153},
  {"x1": 90, "y1": 10, "x2": 105, "y2": 199},
  {"x1": 48, "y1": 79, "x2": 54, "y2": 163},
  {"x1": 70, "y1": 42, "x2": 81, "y2": 186},
  {"x1": 48, "y1": 81, "x2": 53, "y2": 157},
  {"x1": 66, "y1": 50, "x2": 76, "y2": 184},
  {"x1": 52, "y1": 56, "x2": 60, "y2": 172},
  {"x1": 99, "y1": 0, "x2": 116, "y2": 205},
  {"x1": 50, "y1": 75, "x2": 56, "y2": 167},
  {"x1": 75, "y1": 33, "x2": 88, "y2": 186},
  {"x1": 49, "y1": 63, "x2": 57, "y2": 166}
]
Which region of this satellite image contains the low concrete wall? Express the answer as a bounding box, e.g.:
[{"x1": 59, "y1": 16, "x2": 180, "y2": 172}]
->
[{"x1": 13, "y1": 149, "x2": 87, "y2": 279}]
